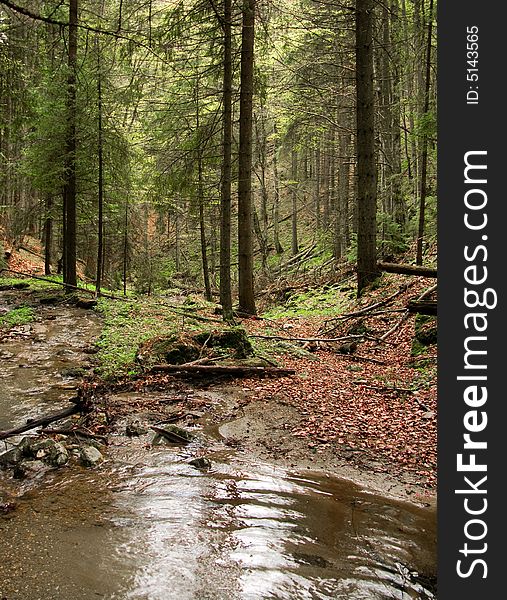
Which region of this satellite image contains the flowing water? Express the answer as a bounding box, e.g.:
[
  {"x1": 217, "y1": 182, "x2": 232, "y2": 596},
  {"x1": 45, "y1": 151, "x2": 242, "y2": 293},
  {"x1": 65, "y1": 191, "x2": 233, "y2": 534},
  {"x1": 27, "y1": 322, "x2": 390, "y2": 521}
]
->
[{"x1": 0, "y1": 295, "x2": 437, "y2": 600}]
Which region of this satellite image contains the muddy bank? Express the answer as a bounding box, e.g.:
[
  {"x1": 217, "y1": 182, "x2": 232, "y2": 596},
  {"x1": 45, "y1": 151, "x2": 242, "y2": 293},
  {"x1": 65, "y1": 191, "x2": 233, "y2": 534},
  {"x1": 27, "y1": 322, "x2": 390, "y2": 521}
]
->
[{"x1": 183, "y1": 386, "x2": 436, "y2": 508}]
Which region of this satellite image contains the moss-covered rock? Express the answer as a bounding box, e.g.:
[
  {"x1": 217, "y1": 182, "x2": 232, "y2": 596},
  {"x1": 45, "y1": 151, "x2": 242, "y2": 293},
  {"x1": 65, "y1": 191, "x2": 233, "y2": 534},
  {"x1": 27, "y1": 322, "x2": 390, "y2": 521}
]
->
[
  {"x1": 138, "y1": 334, "x2": 202, "y2": 365},
  {"x1": 193, "y1": 327, "x2": 253, "y2": 359},
  {"x1": 346, "y1": 320, "x2": 371, "y2": 336},
  {"x1": 136, "y1": 327, "x2": 254, "y2": 367},
  {"x1": 412, "y1": 314, "x2": 437, "y2": 356}
]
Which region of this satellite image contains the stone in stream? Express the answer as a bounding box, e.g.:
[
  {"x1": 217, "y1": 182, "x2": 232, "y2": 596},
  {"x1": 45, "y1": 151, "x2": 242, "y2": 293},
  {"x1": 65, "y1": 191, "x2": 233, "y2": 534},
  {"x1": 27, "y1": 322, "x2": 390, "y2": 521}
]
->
[
  {"x1": 188, "y1": 457, "x2": 212, "y2": 470},
  {"x1": 0, "y1": 445, "x2": 24, "y2": 467},
  {"x1": 79, "y1": 445, "x2": 104, "y2": 467},
  {"x1": 4, "y1": 437, "x2": 71, "y2": 468},
  {"x1": 0, "y1": 437, "x2": 32, "y2": 467},
  {"x1": 13, "y1": 460, "x2": 47, "y2": 479},
  {"x1": 125, "y1": 419, "x2": 149, "y2": 437},
  {"x1": 47, "y1": 442, "x2": 69, "y2": 467},
  {"x1": 151, "y1": 424, "x2": 195, "y2": 445}
]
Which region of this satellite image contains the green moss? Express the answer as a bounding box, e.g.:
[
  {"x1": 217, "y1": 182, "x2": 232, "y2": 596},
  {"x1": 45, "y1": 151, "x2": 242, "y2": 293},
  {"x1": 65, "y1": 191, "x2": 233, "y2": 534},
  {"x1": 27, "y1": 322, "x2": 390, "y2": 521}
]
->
[
  {"x1": 95, "y1": 298, "x2": 180, "y2": 379},
  {"x1": 411, "y1": 314, "x2": 437, "y2": 357},
  {"x1": 263, "y1": 286, "x2": 347, "y2": 319},
  {"x1": 193, "y1": 327, "x2": 253, "y2": 359},
  {"x1": 0, "y1": 306, "x2": 35, "y2": 328},
  {"x1": 147, "y1": 334, "x2": 201, "y2": 365}
]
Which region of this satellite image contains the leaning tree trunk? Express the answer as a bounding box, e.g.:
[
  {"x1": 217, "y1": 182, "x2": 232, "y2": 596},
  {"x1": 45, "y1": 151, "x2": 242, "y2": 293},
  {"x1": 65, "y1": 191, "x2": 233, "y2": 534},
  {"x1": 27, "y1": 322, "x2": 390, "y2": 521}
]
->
[
  {"x1": 355, "y1": 0, "x2": 379, "y2": 294},
  {"x1": 237, "y1": 0, "x2": 257, "y2": 315},
  {"x1": 291, "y1": 148, "x2": 299, "y2": 256},
  {"x1": 63, "y1": 0, "x2": 78, "y2": 291}
]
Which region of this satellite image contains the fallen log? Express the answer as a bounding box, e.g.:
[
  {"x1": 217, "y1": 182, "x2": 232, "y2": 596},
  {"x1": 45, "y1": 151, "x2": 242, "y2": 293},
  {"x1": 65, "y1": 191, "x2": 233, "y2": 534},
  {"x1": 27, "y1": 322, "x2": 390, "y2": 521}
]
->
[
  {"x1": 377, "y1": 262, "x2": 437, "y2": 278},
  {"x1": 250, "y1": 333, "x2": 391, "y2": 345},
  {"x1": 0, "y1": 405, "x2": 81, "y2": 440},
  {"x1": 407, "y1": 300, "x2": 437, "y2": 315},
  {"x1": 150, "y1": 364, "x2": 295, "y2": 377}
]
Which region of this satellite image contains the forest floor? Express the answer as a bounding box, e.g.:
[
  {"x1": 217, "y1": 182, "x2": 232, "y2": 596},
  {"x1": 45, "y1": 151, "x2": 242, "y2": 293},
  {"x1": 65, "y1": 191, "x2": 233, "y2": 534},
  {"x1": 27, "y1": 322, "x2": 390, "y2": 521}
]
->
[
  {"x1": 88, "y1": 271, "x2": 437, "y2": 506},
  {"x1": 1, "y1": 244, "x2": 437, "y2": 507},
  {"x1": 198, "y1": 275, "x2": 437, "y2": 506}
]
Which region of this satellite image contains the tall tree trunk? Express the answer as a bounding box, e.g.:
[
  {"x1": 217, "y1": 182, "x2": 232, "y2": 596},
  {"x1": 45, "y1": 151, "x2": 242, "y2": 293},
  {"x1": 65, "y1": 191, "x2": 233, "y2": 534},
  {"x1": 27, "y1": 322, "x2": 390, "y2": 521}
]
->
[
  {"x1": 322, "y1": 132, "x2": 330, "y2": 230},
  {"x1": 314, "y1": 145, "x2": 321, "y2": 229},
  {"x1": 390, "y1": 0, "x2": 404, "y2": 229},
  {"x1": 291, "y1": 149, "x2": 299, "y2": 256},
  {"x1": 220, "y1": 0, "x2": 233, "y2": 321},
  {"x1": 237, "y1": 0, "x2": 257, "y2": 315},
  {"x1": 43, "y1": 195, "x2": 52, "y2": 275},
  {"x1": 272, "y1": 125, "x2": 283, "y2": 254},
  {"x1": 63, "y1": 0, "x2": 78, "y2": 290},
  {"x1": 401, "y1": 0, "x2": 418, "y2": 197},
  {"x1": 338, "y1": 130, "x2": 351, "y2": 256},
  {"x1": 356, "y1": 0, "x2": 379, "y2": 294},
  {"x1": 416, "y1": 0, "x2": 434, "y2": 265},
  {"x1": 95, "y1": 37, "x2": 104, "y2": 296},
  {"x1": 198, "y1": 151, "x2": 212, "y2": 302},
  {"x1": 122, "y1": 198, "x2": 129, "y2": 296}
]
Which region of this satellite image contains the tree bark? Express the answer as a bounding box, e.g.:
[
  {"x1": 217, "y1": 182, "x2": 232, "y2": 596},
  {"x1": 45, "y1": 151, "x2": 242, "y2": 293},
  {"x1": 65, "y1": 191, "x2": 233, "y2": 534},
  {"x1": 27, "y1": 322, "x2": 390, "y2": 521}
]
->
[
  {"x1": 0, "y1": 405, "x2": 81, "y2": 440},
  {"x1": 378, "y1": 261, "x2": 437, "y2": 277},
  {"x1": 95, "y1": 36, "x2": 104, "y2": 296},
  {"x1": 151, "y1": 364, "x2": 295, "y2": 377},
  {"x1": 63, "y1": 0, "x2": 78, "y2": 291},
  {"x1": 43, "y1": 195, "x2": 52, "y2": 275},
  {"x1": 416, "y1": 0, "x2": 434, "y2": 265},
  {"x1": 237, "y1": 0, "x2": 257, "y2": 315},
  {"x1": 291, "y1": 148, "x2": 299, "y2": 256},
  {"x1": 220, "y1": 0, "x2": 233, "y2": 321},
  {"x1": 356, "y1": 0, "x2": 379, "y2": 294}
]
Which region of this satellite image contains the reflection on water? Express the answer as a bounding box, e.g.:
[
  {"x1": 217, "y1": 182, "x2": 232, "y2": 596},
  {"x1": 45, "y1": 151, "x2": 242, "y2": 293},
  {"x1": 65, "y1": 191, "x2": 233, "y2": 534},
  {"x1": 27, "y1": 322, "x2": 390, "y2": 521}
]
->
[
  {"x1": 0, "y1": 442, "x2": 436, "y2": 600},
  {"x1": 94, "y1": 441, "x2": 435, "y2": 600}
]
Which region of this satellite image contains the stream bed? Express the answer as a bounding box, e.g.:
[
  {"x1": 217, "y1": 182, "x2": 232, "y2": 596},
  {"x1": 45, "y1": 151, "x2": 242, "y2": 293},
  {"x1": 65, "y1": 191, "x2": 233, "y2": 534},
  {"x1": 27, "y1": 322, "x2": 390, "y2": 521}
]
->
[{"x1": 0, "y1": 298, "x2": 437, "y2": 600}]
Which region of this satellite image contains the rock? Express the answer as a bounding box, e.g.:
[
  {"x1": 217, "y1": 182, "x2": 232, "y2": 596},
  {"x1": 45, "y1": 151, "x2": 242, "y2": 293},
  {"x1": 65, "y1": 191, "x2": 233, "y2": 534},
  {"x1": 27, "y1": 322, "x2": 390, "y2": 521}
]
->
[
  {"x1": 0, "y1": 501, "x2": 18, "y2": 515},
  {"x1": 422, "y1": 411, "x2": 436, "y2": 420},
  {"x1": 75, "y1": 298, "x2": 97, "y2": 309},
  {"x1": 0, "y1": 437, "x2": 31, "y2": 467},
  {"x1": 39, "y1": 296, "x2": 61, "y2": 305},
  {"x1": 152, "y1": 424, "x2": 195, "y2": 445},
  {"x1": 48, "y1": 442, "x2": 69, "y2": 467},
  {"x1": 125, "y1": 420, "x2": 148, "y2": 437},
  {"x1": 80, "y1": 445, "x2": 104, "y2": 467},
  {"x1": 13, "y1": 460, "x2": 46, "y2": 479},
  {"x1": 0, "y1": 350, "x2": 14, "y2": 359},
  {"x1": 27, "y1": 438, "x2": 69, "y2": 467},
  {"x1": 189, "y1": 457, "x2": 212, "y2": 470},
  {"x1": 337, "y1": 342, "x2": 357, "y2": 354},
  {"x1": 61, "y1": 367, "x2": 85, "y2": 378},
  {"x1": 0, "y1": 446, "x2": 24, "y2": 467}
]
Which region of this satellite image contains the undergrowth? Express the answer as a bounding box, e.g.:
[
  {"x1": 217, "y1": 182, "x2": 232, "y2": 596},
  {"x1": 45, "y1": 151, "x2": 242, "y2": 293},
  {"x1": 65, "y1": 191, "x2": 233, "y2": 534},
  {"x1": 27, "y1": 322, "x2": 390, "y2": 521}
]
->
[
  {"x1": 0, "y1": 305, "x2": 35, "y2": 328},
  {"x1": 263, "y1": 285, "x2": 349, "y2": 319},
  {"x1": 94, "y1": 296, "x2": 219, "y2": 380}
]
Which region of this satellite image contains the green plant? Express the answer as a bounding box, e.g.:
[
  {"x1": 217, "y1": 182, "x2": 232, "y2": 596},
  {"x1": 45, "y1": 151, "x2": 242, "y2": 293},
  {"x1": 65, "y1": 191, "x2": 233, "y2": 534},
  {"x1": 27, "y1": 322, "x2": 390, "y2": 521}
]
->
[
  {"x1": 263, "y1": 285, "x2": 347, "y2": 319},
  {"x1": 0, "y1": 305, "x2": 35, "y2": 328}
]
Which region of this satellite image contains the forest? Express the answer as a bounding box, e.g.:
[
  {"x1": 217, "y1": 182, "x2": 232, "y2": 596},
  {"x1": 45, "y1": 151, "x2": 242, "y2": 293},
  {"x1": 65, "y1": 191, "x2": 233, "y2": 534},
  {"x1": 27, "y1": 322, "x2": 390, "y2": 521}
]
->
[
  {"x1": 0, "y1": 0, "x2": 436, "y2": 304},
  {"x1": 0, "y1": 1, "x2": 438, "y2": 598}
]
